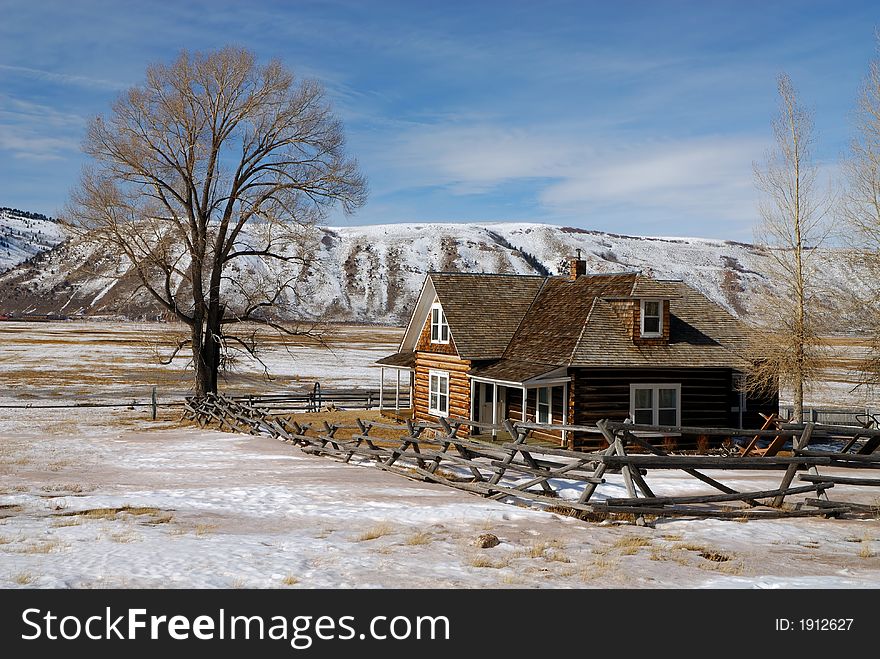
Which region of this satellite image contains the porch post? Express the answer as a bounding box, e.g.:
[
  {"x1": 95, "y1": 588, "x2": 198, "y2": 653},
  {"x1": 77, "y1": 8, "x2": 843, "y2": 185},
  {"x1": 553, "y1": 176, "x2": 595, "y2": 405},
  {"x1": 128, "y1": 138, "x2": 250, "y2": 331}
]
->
[
  {"x1": 395, "y1": 369, "x2": 400, "y2": 411},
  {"x1": 379, "y1": 367, "x2": 384, "y2": 410},
  {"x1": 409, "y1": 371, "x2": 414, "y2": 419},
  {"x1": 469, "y1": 381, "x2": 476, "y2": 435},
  {"x1": 492, "y1": 382, "x2": 498, "y2": 438},
  {"x1": 522, "y1": 386, "x2": 527, "y2": 423},
  {"x1": 563, "y1": 381, "x2": 569, "y2": 446}
]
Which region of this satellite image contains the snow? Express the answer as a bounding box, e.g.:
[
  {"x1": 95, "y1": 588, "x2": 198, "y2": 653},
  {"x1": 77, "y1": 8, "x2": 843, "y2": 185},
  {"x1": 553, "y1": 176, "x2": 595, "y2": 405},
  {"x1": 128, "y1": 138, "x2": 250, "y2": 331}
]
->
[
  {"x1": 0, "y1": 209, "x2": 66, "y2": 273},
  {"x1": 2, "y1": 218, "x2": 873, "y2": 335},
  {"x1": 2, "y1": 413, "x2": 878, "y2": 589},
  {"x1": 1, "y1": 321, "x2": 879, "y2": 589}
]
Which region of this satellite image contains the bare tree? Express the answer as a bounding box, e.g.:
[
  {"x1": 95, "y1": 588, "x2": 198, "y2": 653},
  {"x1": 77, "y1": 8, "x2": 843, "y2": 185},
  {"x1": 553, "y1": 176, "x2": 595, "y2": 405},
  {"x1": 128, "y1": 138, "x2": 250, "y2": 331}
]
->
[
  {"x1": 747, "y1": 73, "x2": 832, "y2": 422},
  {"x1": 66, "y1": 47, "x2": 366, "y2": 395},
  {"x1": 841, "y1": 38, "x2": 880, "y2": 388}
]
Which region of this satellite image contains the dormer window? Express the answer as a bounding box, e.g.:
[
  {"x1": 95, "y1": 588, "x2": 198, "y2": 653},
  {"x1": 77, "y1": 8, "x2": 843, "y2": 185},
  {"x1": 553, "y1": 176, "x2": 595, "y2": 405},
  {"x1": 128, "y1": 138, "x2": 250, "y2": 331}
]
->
[
  {"x1": 640, "y1": 299, "x2": 662, "y2": 337},
  {"x1": 430, "y1": 303, "x2": 450, "y2": 344}
]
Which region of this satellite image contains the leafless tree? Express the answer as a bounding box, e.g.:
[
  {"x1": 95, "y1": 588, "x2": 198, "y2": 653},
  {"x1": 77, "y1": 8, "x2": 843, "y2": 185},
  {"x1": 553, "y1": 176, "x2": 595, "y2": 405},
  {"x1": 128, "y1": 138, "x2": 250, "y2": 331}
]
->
[
  {"x1": 841, "y1": 37, "x2": 880, "y2": 390},
  {"x1": 66, "y1": 47, "x2": 366, "y2": 395},
  {"x1": 746, "y1": 73, "x2": 833, "y2": 422}
]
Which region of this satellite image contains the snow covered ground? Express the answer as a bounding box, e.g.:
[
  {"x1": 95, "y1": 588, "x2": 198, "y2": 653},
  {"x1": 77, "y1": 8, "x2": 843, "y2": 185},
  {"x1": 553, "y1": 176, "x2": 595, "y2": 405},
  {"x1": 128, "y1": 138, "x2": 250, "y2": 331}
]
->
[
  {"x1": 2, "y1": 407, "x2": 879, "y2": 589},
  {"x1": 1, "y1": 321, "x2": 879, "y2": 588},
  {"x1": 0, "y1": 320, "x2": 400, "y2": 404}
]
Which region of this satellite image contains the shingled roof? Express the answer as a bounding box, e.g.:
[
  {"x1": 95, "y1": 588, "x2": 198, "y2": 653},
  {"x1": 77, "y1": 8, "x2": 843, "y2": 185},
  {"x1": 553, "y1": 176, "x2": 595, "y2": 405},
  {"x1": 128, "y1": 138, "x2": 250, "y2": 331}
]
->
[
  {"x1": 382, "y1": 270, "x2": 755, "y2": 373},
  {"x1": 375, "y1": 351, "x2": 416, "y2": 368},
  {"x1": 429, "y1": 272, "x2": 546, "y2": 360},
  {"x1": 567, "y1": 280, "x2": 751, "y2": 368},
  {"x1": 502, "y1": 273, "x2": 637, "y2": 366}
]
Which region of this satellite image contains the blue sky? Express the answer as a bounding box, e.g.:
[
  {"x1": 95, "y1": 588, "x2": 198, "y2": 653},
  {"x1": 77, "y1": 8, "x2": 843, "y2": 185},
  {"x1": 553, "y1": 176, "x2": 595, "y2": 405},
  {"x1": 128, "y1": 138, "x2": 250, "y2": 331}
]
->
[{"x1": 0, "y1": 1, "x2": 877, "y2": 239}]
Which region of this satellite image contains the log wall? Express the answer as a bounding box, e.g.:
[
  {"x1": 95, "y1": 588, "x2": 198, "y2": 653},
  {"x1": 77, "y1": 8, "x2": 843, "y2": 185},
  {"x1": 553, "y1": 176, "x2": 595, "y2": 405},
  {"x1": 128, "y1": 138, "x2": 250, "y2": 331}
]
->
[{"x1": 413, "y1": 352, "x2": 471, "y2": 436}]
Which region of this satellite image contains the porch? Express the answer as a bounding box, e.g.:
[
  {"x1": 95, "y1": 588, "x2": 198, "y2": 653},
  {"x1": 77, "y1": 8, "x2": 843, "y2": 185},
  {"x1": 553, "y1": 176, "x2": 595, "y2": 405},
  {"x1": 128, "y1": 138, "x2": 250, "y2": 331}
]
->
[
  {"x1": 469, "y1": 363, "x2": 571, "y2": 444},
  {"x1": 374, "y1": 351, "x2": 415, "y2": 415}
]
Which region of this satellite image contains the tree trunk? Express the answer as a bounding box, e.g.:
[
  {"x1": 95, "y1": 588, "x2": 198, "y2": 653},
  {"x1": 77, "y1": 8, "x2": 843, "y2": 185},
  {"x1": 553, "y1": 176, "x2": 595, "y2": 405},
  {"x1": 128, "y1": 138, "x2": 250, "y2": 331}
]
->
[
  {"x1": 192, "y1": 315, "x2": 220, "y2": 397},
  {"x1": 793, "y1": 369, "x2": 804, "y2": 423}
]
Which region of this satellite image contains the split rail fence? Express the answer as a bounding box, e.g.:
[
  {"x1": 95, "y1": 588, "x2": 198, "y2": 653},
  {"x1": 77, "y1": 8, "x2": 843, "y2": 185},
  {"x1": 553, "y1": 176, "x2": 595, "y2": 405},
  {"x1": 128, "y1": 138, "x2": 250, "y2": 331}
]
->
[
  {"x1": 228, "y1": 385, "x2": 410, "y2": 414},
  {"x1": 184, "y1": 393, "x2": 880, "y2": 521}
]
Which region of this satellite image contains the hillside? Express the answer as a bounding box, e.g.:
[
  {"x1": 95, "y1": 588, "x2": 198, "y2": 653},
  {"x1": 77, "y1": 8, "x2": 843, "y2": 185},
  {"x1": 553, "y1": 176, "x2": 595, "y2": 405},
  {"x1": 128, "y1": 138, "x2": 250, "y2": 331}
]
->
[
  {"x1": 0, "y1": 215, "x2": 868, "y2": 326},
  {"x1": 0, "y1": 208, "x2": 66, "y2": 273}
]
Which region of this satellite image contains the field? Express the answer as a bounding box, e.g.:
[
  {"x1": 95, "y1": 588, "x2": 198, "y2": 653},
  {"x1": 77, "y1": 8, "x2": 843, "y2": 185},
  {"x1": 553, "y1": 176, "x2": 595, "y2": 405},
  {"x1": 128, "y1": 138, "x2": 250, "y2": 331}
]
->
[{"x1": 1, "y1": 321, "x2": 879, "y2": 588}]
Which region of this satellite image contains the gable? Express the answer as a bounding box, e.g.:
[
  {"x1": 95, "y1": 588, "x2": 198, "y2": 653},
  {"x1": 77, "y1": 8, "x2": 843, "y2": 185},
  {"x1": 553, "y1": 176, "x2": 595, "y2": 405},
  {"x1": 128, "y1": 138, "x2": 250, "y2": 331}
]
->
[
  {"x1": 399, "y1": 272, "x2": 546, "y2": 360},
  {"x1": 414, "y1": 301, "x2": 459, "y2": 356}
]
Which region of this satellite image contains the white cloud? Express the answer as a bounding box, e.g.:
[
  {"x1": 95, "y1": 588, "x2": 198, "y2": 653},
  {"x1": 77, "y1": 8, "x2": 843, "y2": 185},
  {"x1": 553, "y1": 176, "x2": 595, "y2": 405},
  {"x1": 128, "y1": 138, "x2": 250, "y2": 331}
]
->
[
  {"x1": 370, "y1": 120, "x2": 766, "y2": 226},
  {"x1": 0, "y1": 64, "x2": 125, "y2": 91},
  {"x1": 0, "y1": 126, "x2": 78, "y2": 160},
  {"x1": 540, "y1": 137, "x2": 764, "y2": 220}
]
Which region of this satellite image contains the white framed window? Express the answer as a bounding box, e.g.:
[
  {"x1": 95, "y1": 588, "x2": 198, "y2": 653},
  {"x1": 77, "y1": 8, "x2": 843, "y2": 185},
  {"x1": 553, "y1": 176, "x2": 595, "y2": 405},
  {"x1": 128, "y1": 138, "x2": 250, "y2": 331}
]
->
[
  {"x1": 537, "y1": 387, "x2": 551, "y2": 424},
  {"x1": 630, "y1": 383, "x2": 680, "y2": 426},
  {"x1": 428, "y1": 370, "x2": 450, "y2": 417},
  {"x1": 640, "y1": 299, "x2": 663, "y2": 337},
  {"x1": 430, "y1": 303, "x2": 450, "y2": 344}
]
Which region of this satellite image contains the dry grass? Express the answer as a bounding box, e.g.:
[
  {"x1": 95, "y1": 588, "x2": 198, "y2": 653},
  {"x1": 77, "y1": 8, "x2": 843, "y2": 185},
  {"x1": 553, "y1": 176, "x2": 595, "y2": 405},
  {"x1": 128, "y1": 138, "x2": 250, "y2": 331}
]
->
[
  {"x1": 0, "y1": 535, "x2": 11, "y2": 545},
  {"x1": 698, "y1": 558, "x2": 745, "y2": 575},
  {"x1": 859, "y1": 543, "x2": 876, "y2": 559},
  {"x1": 14, "y1": 572, "x2": 34, "y2": 585},
  {"x1": 231, "y1": 578, "x2": 247, "y2": 589},
  {"x1": 13, "y1": 540, "x2": 64, "y2": 554},
  {"x1": 649, "y1": 547, "x2": 691, "y2": 565},
  {"x1": 590, "y1": 557, "x2": 617, "y2": 572},
  {"x1": 41, "y1": 483, "x2": 85, "y2": 494},
  {"x1": 611, "y1": 536, "x2": 653, "y2": 554},
  {"x1": 673, "y1": 542, "x2": 707, "y2": 552},
  {"x1": 109, "y1": 530, "x2": 141, "y2": 544},
  {"x1": 195, "y1": 523, "x2": 218, "y2": 536},
  {"x1": 469, "y1": 555, "x2": 509, "y2": 569},
  {"x1": 50, "y1": 517, "x2": 82, "y2": 528},
  {"x1": 57, "y1": 506, "x2": 165, "y2": 521},
  {"x1": 526, "y1": 539, "x2": 571, "y2": 562},
  {"x1": 699, "y1": 550, "x2": 733, "y2": 562},
  {"x1": 354, "y1": 523, "x2": 394, "y2": 542},
  {"x1": 661, "y1": 533, "x2": 683, "y2": 541},
  {"x1": 404, "y1": 531, "x2": 432, "y2": 546},
  {"x1": 281, "y1": 574, "x2": 299, "y2": 586}
]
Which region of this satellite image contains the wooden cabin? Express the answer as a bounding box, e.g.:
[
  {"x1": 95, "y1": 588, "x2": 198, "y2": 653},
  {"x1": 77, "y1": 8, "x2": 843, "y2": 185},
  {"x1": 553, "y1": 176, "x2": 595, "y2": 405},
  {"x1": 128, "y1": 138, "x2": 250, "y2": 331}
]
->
[{"x1": 376, "y1": 257, "x2": 777, "y2": 447}]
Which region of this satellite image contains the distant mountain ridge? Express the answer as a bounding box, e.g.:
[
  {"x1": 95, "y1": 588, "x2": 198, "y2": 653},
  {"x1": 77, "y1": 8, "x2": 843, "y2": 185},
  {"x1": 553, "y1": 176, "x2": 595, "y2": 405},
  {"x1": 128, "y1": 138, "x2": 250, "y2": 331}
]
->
[{"x1": 0, "y1": 208, "x2": 868, "y2": 327}]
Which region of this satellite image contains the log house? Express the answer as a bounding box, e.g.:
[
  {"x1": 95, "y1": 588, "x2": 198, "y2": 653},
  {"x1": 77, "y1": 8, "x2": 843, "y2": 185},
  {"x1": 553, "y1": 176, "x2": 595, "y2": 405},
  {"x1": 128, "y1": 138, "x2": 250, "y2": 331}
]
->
[{"x1": 376, "y1": 258, "x2": 777, "y2": 447}]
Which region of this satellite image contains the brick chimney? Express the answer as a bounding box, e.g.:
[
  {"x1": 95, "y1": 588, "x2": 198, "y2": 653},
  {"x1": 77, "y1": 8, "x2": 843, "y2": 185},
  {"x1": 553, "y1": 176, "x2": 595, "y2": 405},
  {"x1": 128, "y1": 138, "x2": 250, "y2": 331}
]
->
[{"x1": 569, "y1": 249, "x2": 586, "y2": 280}]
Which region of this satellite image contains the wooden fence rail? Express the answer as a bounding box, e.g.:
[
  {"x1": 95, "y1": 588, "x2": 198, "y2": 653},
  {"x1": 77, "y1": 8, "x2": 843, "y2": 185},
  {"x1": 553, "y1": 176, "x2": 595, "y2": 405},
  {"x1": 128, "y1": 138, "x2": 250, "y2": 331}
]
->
[{"x1": 183, "y1": 394, "x2": 880, "y2": 522}]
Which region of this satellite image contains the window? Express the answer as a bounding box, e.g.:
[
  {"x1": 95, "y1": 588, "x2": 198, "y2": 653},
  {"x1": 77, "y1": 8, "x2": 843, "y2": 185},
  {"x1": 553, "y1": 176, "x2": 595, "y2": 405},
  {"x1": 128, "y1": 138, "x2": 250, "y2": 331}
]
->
[
  {"x1": 428, "y1": 370, "x2": 449, "y2": 416},
  {"x1": 430, "y1": 303, "x2": 450, "y2": 344},
  {"x1": 537, "y1": 387, "x2": 551, "y2": 424},
  {"x1": 640, "y1": 299, "x2": 662, "y2": 337},
  {"x1": 630, "y1": 384, "x2": 680, "y2": 426}
]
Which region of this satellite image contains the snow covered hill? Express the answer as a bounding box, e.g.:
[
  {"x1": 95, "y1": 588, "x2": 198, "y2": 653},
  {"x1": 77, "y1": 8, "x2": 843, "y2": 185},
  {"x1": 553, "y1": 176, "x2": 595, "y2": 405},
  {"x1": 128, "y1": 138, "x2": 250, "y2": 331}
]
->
[
  {"x1": 0, "y1": 208, "x2": 66, "y2": 273},
  {"x1": 0, "y1": 215, "x2": 868, "y2": 326}
]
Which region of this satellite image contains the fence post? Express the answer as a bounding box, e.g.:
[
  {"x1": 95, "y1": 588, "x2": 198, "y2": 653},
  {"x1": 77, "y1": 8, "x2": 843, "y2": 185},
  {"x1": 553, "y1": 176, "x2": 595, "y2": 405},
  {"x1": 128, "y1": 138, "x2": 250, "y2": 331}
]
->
[{"x1": 151, "y1": 386, "x2": 157, "y2": 421}]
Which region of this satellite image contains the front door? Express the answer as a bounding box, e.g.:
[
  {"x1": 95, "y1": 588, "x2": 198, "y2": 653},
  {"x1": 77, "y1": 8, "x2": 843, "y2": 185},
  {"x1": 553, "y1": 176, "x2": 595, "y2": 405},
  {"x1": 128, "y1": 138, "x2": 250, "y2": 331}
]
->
[
  {"x1": 479, "y1": 382, "x2": 505, "y2": 425},
  {"x1": 479, "y1": 382, "x2": 492, "y2": 424}
]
